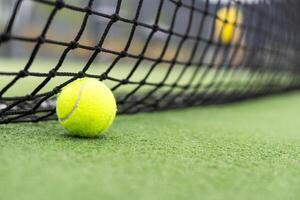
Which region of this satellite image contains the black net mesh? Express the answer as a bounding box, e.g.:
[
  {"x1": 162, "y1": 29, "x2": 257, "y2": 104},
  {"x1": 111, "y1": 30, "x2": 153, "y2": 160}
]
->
[{"x1": 0, "y1": 0, "x2": 300, "y2": 123}]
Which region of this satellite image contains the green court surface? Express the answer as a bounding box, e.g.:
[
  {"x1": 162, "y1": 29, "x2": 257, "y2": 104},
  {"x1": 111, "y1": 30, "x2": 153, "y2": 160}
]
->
[
  {"x1": 0, "y1": 58, "x2": 292, "y2": 98},
  {"x1": 1, "y1": 92, "x2": 300, "y2": 200}
]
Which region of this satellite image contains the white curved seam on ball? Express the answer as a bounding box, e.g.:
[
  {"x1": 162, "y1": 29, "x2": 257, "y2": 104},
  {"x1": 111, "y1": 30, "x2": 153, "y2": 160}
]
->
[{"x1": 59, "y1": 83, "x2": 86, "y2": 122}]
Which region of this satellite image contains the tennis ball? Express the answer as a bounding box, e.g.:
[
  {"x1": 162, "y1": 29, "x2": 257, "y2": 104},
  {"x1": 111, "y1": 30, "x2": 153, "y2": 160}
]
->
[
  {"x1": 214, "y1": 6, "x2": 243, "y2": 45},
  {"x1": 56, "y1": 78, "x2": 117, "y2": 137}
]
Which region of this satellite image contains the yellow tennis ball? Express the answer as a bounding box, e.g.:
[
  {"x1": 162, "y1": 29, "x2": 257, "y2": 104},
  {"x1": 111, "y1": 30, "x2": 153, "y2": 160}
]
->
[
  {"x1": 56, "y1": 78, "x2": 117, "y2": 137},
  {"x1": 214, "y1": 6, "x2": 243, "y2": 45}
]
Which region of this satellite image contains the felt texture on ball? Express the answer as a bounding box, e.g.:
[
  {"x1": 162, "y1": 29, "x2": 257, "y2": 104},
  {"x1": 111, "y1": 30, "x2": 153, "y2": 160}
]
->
[
  {"x1": 214, "y1": 6, "x2": 243, "y2": 45},
  {"x1": 56, "y1": 78, "x2": 117, "y2": 137}
]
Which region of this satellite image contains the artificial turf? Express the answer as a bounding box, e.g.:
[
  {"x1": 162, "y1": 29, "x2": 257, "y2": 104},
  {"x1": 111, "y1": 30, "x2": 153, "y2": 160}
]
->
[{"x1": 1, "y1": 92, "x2": 300, "y2": 200}]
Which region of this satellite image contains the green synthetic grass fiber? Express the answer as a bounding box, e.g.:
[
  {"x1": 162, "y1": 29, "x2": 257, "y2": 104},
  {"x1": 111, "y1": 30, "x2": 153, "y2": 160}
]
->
[{"x1": 1, "y1": 92, "x2": 300, "y2": 200}]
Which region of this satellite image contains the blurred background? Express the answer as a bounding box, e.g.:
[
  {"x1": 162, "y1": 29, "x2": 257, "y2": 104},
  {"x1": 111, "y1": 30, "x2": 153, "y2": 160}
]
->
[{"x1": 0, "y1": 0, "x2": 246, "y2": 64}]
